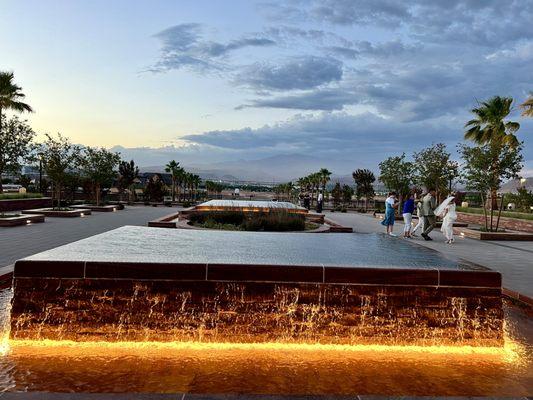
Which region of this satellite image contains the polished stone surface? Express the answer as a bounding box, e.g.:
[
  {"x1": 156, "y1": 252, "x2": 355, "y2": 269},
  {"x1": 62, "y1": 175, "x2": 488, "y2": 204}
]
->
[{"x1": 19, "y1": 226, "x2": 481, "y2": 270}]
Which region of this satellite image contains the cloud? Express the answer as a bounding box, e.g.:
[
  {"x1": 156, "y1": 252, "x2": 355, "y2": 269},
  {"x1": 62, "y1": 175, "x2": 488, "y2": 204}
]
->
[
  {"x1": 311, "y1": 0, "x2": 410, "y2": 27},
  {"x1": 236, "y1": 56, "x2": 343, "y2": 91},
  {"x1": 151, "y1": 23, "x2": 276, "y2": 72},
  {"x1": 236, "y1": 89, "x2": 356, "y2": 111},
  {"x1": 182, "y1": 111, "x2": 457, "y2": 155}
]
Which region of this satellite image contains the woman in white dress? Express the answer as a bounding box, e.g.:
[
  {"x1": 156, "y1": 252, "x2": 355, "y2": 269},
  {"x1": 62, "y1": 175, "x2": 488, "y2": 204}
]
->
[{"x1": 435, "y1": 195, "x2": 457, "y2": 244}]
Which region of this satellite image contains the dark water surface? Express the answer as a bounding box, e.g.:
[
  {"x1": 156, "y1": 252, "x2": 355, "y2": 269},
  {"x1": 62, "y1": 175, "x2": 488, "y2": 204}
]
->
[{"x1": 21, "y1": 226, "x2": 478, "y2": 270}]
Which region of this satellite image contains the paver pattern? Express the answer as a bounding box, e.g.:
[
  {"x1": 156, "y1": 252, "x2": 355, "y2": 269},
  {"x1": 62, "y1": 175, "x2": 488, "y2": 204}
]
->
[
  {"x1": 0, "y1": 206, "x2": 174, "y2": 268},
  {"x1": 326, "y1": 211, "x2": 533, "y2": 298}
]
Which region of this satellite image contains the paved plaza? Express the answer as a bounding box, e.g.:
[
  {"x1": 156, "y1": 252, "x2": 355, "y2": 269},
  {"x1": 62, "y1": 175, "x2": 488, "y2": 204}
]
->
[
  {"x1": 0, "y1": 206, "x2": 173, "y2": 273},
  {"x1": 326, "y1": 211, "x2": 533, "y2": 298},
  {"x1": 1, "y1": 207, "x2": 531, "y2": 299}
]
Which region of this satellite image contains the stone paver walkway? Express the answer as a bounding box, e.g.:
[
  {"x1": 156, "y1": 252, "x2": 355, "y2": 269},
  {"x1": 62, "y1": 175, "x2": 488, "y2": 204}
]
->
[
  {"x1": 0, "y1": 206, "x2": 174, "y2": 269},
  {"x1": 326, "y1": 211, "x2": 533, "y2": 298}
]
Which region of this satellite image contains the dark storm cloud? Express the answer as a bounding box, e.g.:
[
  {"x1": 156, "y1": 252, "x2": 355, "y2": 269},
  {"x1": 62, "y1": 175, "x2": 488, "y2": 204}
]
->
[
  {"x1": 181, "y1": 112, "x2": 459, "y2": 158},
  {"x1": 236, "y1": 56, "x2": 343, "y2": 91}
]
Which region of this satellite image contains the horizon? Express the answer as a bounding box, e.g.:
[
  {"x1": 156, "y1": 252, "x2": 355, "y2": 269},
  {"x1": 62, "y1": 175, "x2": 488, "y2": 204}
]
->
[{"x1": 1, "y1": 0, "x2": 532, "y2": 177}]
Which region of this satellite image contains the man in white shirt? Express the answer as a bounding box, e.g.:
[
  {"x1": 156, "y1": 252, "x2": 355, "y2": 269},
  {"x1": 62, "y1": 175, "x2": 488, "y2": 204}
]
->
[{"x1": 317, "y1": 191, "x2": 324, "y2": 213}]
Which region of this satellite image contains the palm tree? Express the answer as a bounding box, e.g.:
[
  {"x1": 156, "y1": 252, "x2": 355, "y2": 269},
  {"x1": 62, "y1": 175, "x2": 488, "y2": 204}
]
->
[
  {"x1": 164, "y1": 160, "x2": 183, "y2": 202},
  {"x1": 191, "y1": 174, "x2": 201, "y2": 201},
  {"x1": 464, "y1": 96, "x2": 521, "y2": 210},
  {"x1": 318, "y1": 168, "x2": 332, "y2": 192},
  {"x1": 311, "y1": 172, "x2": 322, "y2": 205},
  {"x1": 352, "y1": 168, "x2": 376, "y2": 211},
  {"x1": 465, "y1": 96, "x2": 520, "y2": 149},
  {"x1": 0, "y1": 71, "x2": 33, "y2": 131},
  {"x1": 520, "y1": 92, "x2": 533, "y2": 117}
]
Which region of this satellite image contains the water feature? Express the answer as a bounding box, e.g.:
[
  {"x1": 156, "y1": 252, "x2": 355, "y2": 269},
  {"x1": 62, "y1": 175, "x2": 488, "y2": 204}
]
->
[{"x1": 1, "y1": 226, "x2": 531, "y2": 394}]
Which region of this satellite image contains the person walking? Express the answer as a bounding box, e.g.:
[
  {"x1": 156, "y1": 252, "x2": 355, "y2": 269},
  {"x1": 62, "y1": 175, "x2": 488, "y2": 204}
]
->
[
  {"x1": 316, "y1": 190, "x2": 323, "y2": 213},
  {"x1": 381, "y1": 192, "x2": 398, "y2": 236},
  {"x1": 402, "y1": 192, "x2": 415, "y2": 238},
  {"x1": 421, "y1": 188, "x2": 437, "y2": 241},
  {"x1": 436, "y1": 194, "x2": 457, "y2": 244},
  {"x1": 411, "y1": 194, "x2": 425, "y2": 237}
]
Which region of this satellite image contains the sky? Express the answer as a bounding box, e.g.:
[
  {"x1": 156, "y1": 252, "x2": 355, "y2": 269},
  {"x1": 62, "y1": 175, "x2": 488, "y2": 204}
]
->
[{"x1": 1, "y1": 0, "x2": 532, "y2": 176}]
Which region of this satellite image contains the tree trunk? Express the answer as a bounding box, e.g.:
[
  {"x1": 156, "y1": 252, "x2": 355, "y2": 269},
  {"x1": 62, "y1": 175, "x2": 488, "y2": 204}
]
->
[
  {"x1": 95, "y1": 183, "x2": 101, "y2": 206},
  {"x1": 480, "y1": 192, "x2": 488, "y2": 231},
  {"x1": 171, "y1": 180, "x2": 176, "y2": 202},
  {"x1": 495, "y1": 194, "x2": 505, "y2": 232},
  {"x1": 56, "y1": 183, "x2": 62, "y2": 210},
  {"x1": 0, "y1": 173, "x2": 3, "y2": 194}
]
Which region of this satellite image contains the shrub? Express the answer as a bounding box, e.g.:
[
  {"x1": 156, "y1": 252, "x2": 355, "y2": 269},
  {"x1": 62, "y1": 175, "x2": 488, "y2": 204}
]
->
[
  {"x1": 0, "y1": 192, "x2": 43, "y2": 200},
  {"x1": 190, "y1": 210, "x2": 305, "y2": 231}
]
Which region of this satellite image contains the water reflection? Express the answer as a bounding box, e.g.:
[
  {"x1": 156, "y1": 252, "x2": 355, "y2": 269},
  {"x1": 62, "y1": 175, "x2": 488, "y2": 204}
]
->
[{"x1": 0, "y1": 287, "x2": 532, "y2": 395}]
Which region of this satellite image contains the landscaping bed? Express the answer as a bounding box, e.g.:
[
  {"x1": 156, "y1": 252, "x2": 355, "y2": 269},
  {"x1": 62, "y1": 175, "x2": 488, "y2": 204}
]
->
[
  {"x1": 0, "y1": 196, "x2": 52, "y2": 212},
  {"x1": 71, "y1": 204, "x2": 119, "y2": 212},
  {"x1": 457, "y1": 211, "x2": 533, "y2": 233},
  {"x1": 22, "y1": 208, "x2": 91, "y2": 218},
  {"x1": 454, "y1": 226, "x2": 533, "y2": 241},
  {"x1": 0, "y1": 213, "x2": 45, "y2": 227},
  {"x1": 188, "y1": 210, "x2": 308, "y2": 231}
]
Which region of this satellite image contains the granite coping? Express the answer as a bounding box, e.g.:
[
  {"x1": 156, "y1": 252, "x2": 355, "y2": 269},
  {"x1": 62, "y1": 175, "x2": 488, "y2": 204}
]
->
[
  {"x1": 22, "y1": 208, "x2": 92, "y2": 217},
  {"x1": 0, "y1": 213, "x2": 45, "y2": 227},
  {"x1": 13, "y1": 260, "x2": 502, "y2": 289}
]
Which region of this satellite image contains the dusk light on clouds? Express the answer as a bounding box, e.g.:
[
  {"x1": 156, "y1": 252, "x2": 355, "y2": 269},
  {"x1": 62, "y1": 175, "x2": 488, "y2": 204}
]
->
[{"x1": 1, "y1": 0, "x2": 532, "y2": 176}]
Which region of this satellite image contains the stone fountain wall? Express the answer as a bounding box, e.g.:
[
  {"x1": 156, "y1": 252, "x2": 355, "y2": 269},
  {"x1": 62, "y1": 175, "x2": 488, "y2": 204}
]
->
[{"x1": 10, "y1": 261, "x2": 503, "y2": 346}]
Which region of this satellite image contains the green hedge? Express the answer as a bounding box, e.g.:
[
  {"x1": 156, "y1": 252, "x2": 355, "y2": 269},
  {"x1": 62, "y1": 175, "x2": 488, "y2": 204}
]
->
[
  {"x1": 189, "y1": 210, "x2": 306, "y2": 231},
  {"x1": 456, "y1": 206, "x2": 533, "y2": 221},
  {"x1": 0, "y1": 192, "x2": 44, "y2": 200}
]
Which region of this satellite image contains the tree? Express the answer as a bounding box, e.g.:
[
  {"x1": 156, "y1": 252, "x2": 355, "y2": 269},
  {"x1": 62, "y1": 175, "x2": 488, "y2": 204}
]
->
[
  {"x1": 318, "y1": 168, "x2": 332, "y2": 192},
  {"x1": 465, "y1": 96, "x2": 521, "y2": 148},
  {"x1": 41, "y1": 134, "x2": 81, "y2": 208},
  {"x1": 412, "y1": 143, "x2": 459, "y2": 201},
  {"x1": 309, "y1": 172, "x2": 321, "y2": 206},
  {"x1": 0, "y1": 115, "x2": 36, "y2": 192},
  {"x1": 464, "y1": 96, "x2": 522, "y2": 209},
  {"x1": 165, "y1": 160, "x2": 184, "y2": 202},
  {"x1": 118, "y1": 160, "x2": 139, "y2": 203},
  {"x1": 520, "y1": 92, "x2": 533, "y2": 117},
  {"x1": 342, "y1": 185, "x2": 354, "y2": 206},
  {"x1": 0, "y1": 71, "x2": 33, "y2": 134},
  {"x1": 80, "y1": 147, "x2": 121, "y2": 206},
  {"x1": 144, "y1": 174, "x2": 166, "y2": 203},
  {"x1": 352, "y1": 168, "x2": 376, "y2": 211},
  {"x1": 331, "y1": 182, "x2": 342, "y2": 208},
  {"x1": 459, "y1": 142, "x2": 523, "y2": 231},
  {"x1": 378, "y1": 153, "x2": 414, "y2": 211},
  {"x1": 190, "y1": 173, "x2": 201, "y2": 201}
]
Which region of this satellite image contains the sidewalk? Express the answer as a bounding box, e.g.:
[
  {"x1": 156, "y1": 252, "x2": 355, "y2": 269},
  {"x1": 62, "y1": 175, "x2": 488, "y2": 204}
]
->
[
  {"x1": 0, "y1": 206, "x2": 174, "y2": 269},
  {"x1": 325, "y1": 211, "x2": 533, "y2": 298}
]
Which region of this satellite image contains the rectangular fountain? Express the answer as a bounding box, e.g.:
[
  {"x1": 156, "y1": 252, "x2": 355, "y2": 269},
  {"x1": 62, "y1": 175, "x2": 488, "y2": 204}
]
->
[
  {"x1": 193, "y1": 199, "x2": 308, "y2": 213},
  {"x1": 10, "y1": 226, "x2": 503, "y2": 346}
]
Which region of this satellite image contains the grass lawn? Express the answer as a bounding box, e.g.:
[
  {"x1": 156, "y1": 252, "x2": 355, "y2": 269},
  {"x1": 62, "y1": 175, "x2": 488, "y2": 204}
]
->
[
  {"x1": 0, "y1": 192, "x2": 43, "y2": 200},
  {"x1": 457, "y1": 206, "x2": 533, "y2": 221}
]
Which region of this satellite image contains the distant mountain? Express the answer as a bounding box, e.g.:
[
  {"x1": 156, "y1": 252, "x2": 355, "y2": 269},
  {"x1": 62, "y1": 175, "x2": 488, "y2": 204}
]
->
[
  {"x1": 500, "y1": 177, "x2": 533, "y2": 193},
  {"x1": 140, "y1": 153, "x2": 358, "y2": 183}
]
